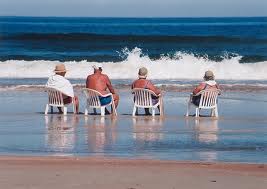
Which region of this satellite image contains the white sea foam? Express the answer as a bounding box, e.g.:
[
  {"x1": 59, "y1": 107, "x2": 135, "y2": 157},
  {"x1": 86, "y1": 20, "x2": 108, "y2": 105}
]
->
[{"x1": 1, "y1": 48, "x2": 267, "y2": 80}]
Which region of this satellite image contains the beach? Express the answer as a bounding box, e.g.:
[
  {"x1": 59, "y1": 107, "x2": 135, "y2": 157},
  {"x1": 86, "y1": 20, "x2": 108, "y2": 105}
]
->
[
  {"x1": 0, "y1": 16, "x2": 267, "y2": 188},
  {"x1": 0, "y1": 156, "x2": 266, "y2": 189}
]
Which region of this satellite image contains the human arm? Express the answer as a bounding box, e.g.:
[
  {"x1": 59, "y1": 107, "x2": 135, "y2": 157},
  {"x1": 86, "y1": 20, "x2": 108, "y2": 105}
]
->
[
  {"x1": 193, "y1": 83, "x2": 206, "y2": 95},
  {"x1": 131, "y1": 81, "x2": 135, "y2": 90},
  {"x1": 215, "y1": 84, "x2": 221, "y2": 95},
  {"x1": 131, "y1": 81, "x2": 135, "y2": 94},
  {"x1": 105, "y1": 75, "x2": 115, "y2": 94},
  {"x1": 147, "y1": 81, "x2": 161, "y2": 96}
]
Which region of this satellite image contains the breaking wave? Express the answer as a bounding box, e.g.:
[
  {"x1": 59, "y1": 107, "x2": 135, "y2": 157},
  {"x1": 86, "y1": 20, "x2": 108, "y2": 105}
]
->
[{"x1": 0, "y1": 48, "x2": 267, "y2": 80}]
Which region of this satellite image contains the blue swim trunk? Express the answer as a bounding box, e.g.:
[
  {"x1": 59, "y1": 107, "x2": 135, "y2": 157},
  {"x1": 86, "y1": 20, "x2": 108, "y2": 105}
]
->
[{"x1": 99, "y1": 96, "x2": 112, "y2": 106}]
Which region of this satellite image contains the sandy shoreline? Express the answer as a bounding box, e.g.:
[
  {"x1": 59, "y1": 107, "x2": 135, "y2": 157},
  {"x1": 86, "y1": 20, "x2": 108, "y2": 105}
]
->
[{"x1": 0, "y1": 156, "x2": 266, "y2": 189}]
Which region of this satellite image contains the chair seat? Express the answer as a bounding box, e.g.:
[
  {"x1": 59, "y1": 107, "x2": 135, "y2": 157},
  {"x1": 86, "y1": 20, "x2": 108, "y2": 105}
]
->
[
  {"x1": 83, "y1": 88, "x2": 117, "y2": 116},
  {"x1": 132, "y1": 88, "x2": 164, "y2": 116},
  {"x1": 45, "y1": 87, "x2": 75, "y2": 115},
  {"x1": 186, "y1": 89, "x2": 221, "y2": 117}
]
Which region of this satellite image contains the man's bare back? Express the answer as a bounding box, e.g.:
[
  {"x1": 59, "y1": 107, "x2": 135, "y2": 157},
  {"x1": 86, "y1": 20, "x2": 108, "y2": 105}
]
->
[
  {"x1": 86, "y1": 68, "x2": 119, "y2": 108},
  {"x1": 86, "y1": 71, "x2": 115, "y2": 95}
]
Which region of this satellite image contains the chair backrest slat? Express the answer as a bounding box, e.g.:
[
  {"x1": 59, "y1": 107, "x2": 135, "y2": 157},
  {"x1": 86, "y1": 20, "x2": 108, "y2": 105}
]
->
[
  {"x1": 132, "y1": 88, "x2": 156, "y2": 107},
  {"x1": 46, "y1": 87, "x2": 64, "y2": 106},
  {"x1": 199, "y1": 89, "x2": 220, "y2": 108},
  {"x1": 83, "y1": 88, "x2": 106, "y2": 107}
]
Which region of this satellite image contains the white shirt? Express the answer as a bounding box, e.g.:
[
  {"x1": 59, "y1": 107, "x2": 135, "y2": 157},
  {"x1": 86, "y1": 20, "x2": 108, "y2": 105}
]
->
[
  {"x1": 46, "y1": 74, "x2": 74, "y2": 97},
  {"x1": 204, "y1": 80, "x2": 217, "y2": 86}
]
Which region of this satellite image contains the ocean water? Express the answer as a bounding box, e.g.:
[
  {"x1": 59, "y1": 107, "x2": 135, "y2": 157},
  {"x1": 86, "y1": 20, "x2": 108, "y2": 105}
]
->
[{"x1": 0, "y1": 17, "x2": 267, "y2": 81}]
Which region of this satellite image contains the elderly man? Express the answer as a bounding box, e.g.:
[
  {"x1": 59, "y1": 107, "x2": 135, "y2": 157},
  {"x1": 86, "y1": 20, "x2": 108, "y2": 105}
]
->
[
  {"x1": 192, "y1": 70, "x2": 220, "y2": 106},
  {"x1": 86, "y1": 63, "x2": 119, "y2": 114},
  {"x1": 46, "y1": 63, "x2": 79, "y2": 114},
  {"x1": 132, "y1": 67, "x2": 161, "y2": 115}
]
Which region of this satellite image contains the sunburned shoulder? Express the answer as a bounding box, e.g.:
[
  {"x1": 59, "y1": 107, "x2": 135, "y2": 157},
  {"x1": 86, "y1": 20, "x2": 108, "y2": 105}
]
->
[
  {"x1": 194, "y1": 83, "x2": 206, "y2": 91},
  {"x1": 198, "y1": 82, "x2": 206, "y2": 86},
  {"x1": 87, "y1": 73, "x2": 94, "y2": 78},
  {"x1": 100, "y1": 73, "x2": 110, "y2": 79},
  {"x1": 132, "y1": 79, "x2": 139, "y2": 84}
]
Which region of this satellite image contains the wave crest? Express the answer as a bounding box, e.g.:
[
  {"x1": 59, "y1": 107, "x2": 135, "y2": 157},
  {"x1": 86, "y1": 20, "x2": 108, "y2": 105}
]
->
[{"x1": 1, "y1": 48, "x2": 267, "y2": 80}]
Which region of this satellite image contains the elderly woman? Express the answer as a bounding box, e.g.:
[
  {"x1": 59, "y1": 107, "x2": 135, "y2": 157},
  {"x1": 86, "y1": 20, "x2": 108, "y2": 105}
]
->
[
  {"x1": 132, "y1": 67, "x2": 161, "y2": 115},
  {"x1": 192, "y1": 70, "x2": 220, "y2": 106}
]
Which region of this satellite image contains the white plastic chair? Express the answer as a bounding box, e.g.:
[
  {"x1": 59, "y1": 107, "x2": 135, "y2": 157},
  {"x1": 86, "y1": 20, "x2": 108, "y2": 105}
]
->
[
  {"x1": 45, "y1": 87, "x2": 76, "y2": 115},
  {"x1": 186, "y1": 89, "x2": 221, "y2": 117},
  {"x1": 132, "y1": 88, "x2": 164, "y2": 116},
  {"x1": 83, "y1": 88, "x2": 117, "y2": 116}
]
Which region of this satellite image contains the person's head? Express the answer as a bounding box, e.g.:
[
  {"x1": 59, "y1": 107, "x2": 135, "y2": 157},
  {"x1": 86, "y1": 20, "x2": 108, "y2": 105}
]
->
[
  {"x1": 54, "y1": 63, "x2": 67, "y2": 76},
  {"x1": 138, "y1": 67, "x2": 148, "y2": 79},
  {"x1": 203, "y1": 70, "x2": 214, "y2": 81},
  {"x1": 92, "y1": 63, "x2": 103, "y2": 73}
]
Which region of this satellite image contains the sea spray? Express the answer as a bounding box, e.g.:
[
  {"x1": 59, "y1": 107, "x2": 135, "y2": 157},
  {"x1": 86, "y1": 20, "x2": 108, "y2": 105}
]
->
[{"x1": 0, "y1": 48, "x2": 267, "y2": 80}]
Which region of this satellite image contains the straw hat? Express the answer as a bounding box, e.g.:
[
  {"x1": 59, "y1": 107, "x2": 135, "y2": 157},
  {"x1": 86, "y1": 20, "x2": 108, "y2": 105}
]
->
[
  {"x1": 54, "y1": 64, "x2": 67, "y2": 73},
  {"x1": 204, "y1": 70, "x2": 214, "y2": 80},
  {"x1": 138, "y1": 67, "x2": 148, "y2": 79}
]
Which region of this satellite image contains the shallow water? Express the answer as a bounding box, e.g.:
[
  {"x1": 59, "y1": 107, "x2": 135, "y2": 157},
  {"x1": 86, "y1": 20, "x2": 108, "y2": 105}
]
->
[{"x1": 0, "y1": 90, "x2": 266, "y2": 163}]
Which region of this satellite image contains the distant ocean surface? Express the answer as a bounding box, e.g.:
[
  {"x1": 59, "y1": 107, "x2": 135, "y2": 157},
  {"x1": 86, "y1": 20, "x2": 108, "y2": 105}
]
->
[{"x1": 0, "y1": 16, "x2": 267, "y2": 81}]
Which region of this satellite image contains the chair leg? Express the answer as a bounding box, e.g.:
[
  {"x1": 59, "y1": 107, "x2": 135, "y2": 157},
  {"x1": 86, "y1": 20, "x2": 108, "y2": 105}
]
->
[
  {"x1": 214, "y1": 107, "x2": 219, "y2": 117},
  {"x1": 159, "y1": 104, "x2": 163, "y2": 116},
  {"x1": 186, "y1": 103, "x2": 190, "y2": 116},
  {"x1": 45, "y1": 104, "x2": 49, "y2": 115},
  {"x1": 159, "y1": 97, "x2": 164, "y2": 116},
  {"x1": 50, "y1": 106, "x2": 53, "y2": 114},
  {"x1": 93, "y1": 108, "x2": 97, "y2": 115},
  {"x1": 85, "y1": 108, "x2": 88, "y2": 115},
  {"x1": 195, "y1": 108, "x2": 199, "y2": 117},
  {"x1": 211, "y1": 109, "x2": 215, "y2": 117},
  {"x1": 132, "y1": 106, "x2": 137, "y2": 116},
  {"x1": 72, "y1": 103, "x2": 76, "y2": 114},
  {"x1": 100, "y1": 107, "x2": 105, "y2": 116},
  {"x1": 152, "y1": 108, "x2": 155, "y2": 117},
  {"x1": 63, "y1": 107, "x2": 67, "y2": 115}
]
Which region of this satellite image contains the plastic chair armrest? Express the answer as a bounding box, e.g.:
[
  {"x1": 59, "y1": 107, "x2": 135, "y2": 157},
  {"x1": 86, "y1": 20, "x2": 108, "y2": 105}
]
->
[{"x1": 101, "y1": 93, "x2": 113, "y2": 97}]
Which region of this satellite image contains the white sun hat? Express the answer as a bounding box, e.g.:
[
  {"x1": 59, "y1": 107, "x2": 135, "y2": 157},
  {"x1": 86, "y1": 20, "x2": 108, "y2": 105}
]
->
[{"x1": 92, "y1": 63, "x2": 103, "y2": 70}]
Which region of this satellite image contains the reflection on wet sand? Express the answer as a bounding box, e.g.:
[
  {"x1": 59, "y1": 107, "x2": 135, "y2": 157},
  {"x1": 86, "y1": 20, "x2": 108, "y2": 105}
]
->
[
  {"x1": 187, "y1": 118, "x2": 219, "y2": 161},
  {"x1": 194, "y1": 119, "x2": 219, "y2": 143},
  {"x1": 45, "y1": 115, "x2": 79, "y2": 154},
  {"x1": 84, "y1": 117, "x2": 117, "y2": 152},
  {"x1": 186, "y1": 118, "x2": 219, "y2": 143},
  {"x1": 132, "y1": 117, "x2": 163, "y2": 142}
]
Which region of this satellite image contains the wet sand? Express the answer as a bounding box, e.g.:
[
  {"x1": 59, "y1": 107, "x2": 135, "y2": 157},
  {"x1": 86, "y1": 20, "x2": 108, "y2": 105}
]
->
[{"x1": 0, "y1": 156, "x2": 266, "y2": 189}]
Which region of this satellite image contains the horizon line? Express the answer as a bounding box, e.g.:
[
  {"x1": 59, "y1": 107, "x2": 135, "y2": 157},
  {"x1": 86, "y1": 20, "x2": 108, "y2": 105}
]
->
[{"x1": 0, "y1": 15, "x2": 267, "y2": 19}]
